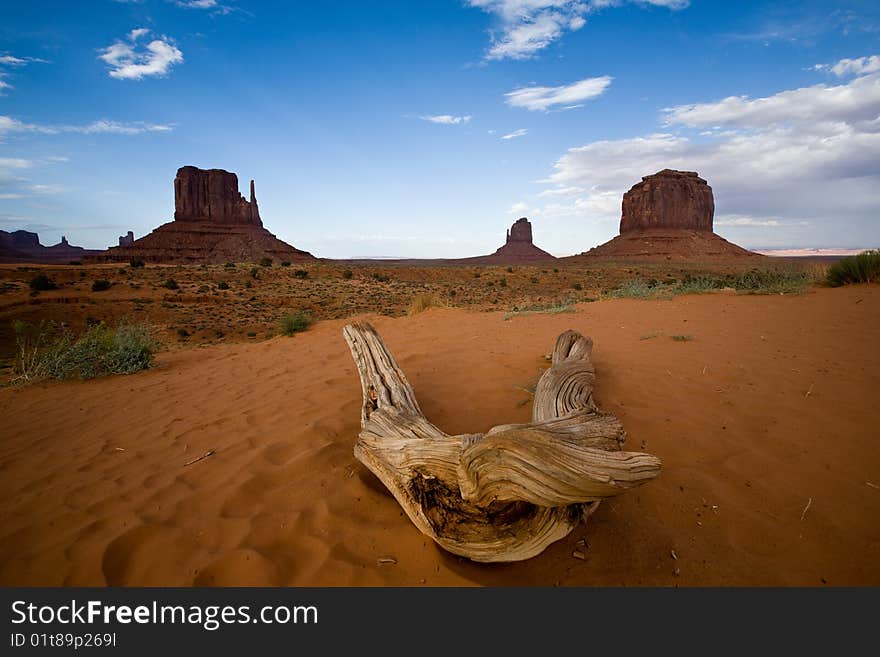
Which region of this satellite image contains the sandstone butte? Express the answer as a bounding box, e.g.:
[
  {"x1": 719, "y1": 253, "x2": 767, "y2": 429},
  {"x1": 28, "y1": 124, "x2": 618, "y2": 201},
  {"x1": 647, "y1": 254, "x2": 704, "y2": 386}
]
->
[
  {"x1": 465, "y1": 217, "x2": 555, "y2": 264},
  {"x1": 90, "y1": 166, "x2": 314, "y2": 264},
  {"x1": 0, "y1": 230, "x2": 102, "y2": 263},
  {"x1": 574, "y1": 169, "x2": 759, "y2": 260}
]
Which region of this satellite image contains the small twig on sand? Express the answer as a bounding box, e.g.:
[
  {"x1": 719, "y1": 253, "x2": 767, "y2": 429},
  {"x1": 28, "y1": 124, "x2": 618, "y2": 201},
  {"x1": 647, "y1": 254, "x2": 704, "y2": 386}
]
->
[
  {"x1": 804, "y1": 383, "x2": 814, "y2": 398},
  {"x1": 800, "y1": 497, "x2": 812, "y2": 521},
  {"x1": 184, "y1": 449, "x2": 215, "y2": 467},
  {"x1": 866, "y1": 482, "x2": 879, "y2": 490}
]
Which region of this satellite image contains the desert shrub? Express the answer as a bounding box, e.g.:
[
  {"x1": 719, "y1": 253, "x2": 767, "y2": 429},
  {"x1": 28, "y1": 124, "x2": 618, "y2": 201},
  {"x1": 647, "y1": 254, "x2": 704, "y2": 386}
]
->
[
  {"x1": 407, "y1": 293, "x2": 446, "y2": 315},
  {"x1": 530, "y1": 276, "x2": 539, "y2": 284},
  {"x1": 671, "y1": 334, "x2": 694, "y2": 342},
  {"x1": 12, "y1": 319, "x2": 153, "y2": 383},
  {"x1": 372, "y1": 272, "x2": 390, "y2": 283},
  {"x1": 224, "y1": 262, "x2": 236, "y2": 269},
  {"x1": 674, "y1": 275, "x2": 724, "y2": 294},
  {"x1": 250, "y1": 267, "x2": 259, "y2": 278},
  {"x1": 732, "y1": 269, "x2": 810, "y2": 294},
  {"x1": 611, "y1": 279, "x2": 665, "y2": 298},
  {"x1": 177, "y1": 328, "x2": 190, "y2": 338},
  {"x1": 499, "y1": 277, "x2": 507, "y2": 287},
  {"x1": 259, "y1": 257, "x2": 273, "y2": 267},
  {"x1": 504, "y1": 300, "x2": 574, "y2": 320},
  {"x1": 506, "y1": 267, "x2": 514, "y2": 273},
  {"x1": 826, "y1": 250, "x2": 880, "y2": 286},
  {"x1": 279, "y1": 311, "x2": 312, "y2": 336},
  {"x1": 293, "y1": 269, "x2": 309, "y2": 279},
  {"x1": 572, "y1": 282, "x2": 583, "y2": 291},
  {"x1": 29, "y1": 273, "x2": 56, "y2": 292},
  {"x1": 342, "y1": 269, "x2": 353, "y2": 279},
  {"x1": 91, "y1": 279, "x2": 111, "y2": 292},
  {"x1": 129, "y1": 258, "x2": 145, "y2": 268},
  {"x1": 553, "y1": 268, "x2": 559, "y2": 273},
  {"x1": 280, "y1": 261, "x2": 291, "y2": 267},
  {"x1": 218, "y1": 281, "x2": 230, "y2": 290},
  {"x1": 474, "y1": 272, "x2": 481, "y2": 278},
  {"x1": 163, "y1": 278, "x2": 179, "y2": 290}
]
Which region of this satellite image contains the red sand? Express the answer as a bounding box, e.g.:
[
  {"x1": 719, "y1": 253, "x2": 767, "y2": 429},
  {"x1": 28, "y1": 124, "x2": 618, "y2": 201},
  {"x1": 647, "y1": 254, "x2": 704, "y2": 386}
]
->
[{"x1": 1, "y1": 285, "x2": 878, "y2": 586}]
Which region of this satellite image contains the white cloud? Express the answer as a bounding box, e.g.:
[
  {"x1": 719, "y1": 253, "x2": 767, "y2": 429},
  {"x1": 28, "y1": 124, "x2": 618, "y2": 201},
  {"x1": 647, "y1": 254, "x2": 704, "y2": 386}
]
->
[
  {"x1": 505, "y1": 75, "x2": 612, "y2": 111},
  {"x1": 501, "y1": 128, "x2": 528, "y2": 140},
  {"x1": 537, "y1": 185, "x2": 586, "y2": 197},
  {"x1": 821, "y1": 55, "x2": 880, "y2": 77},
  {"x1": 0, "y1": 53, "x2": 48, "y2": 95},
  {"x1": 420, "y1": 114, "x2": 472, "y2": 125},
  {"x1": 467, "y1": 1, "x2": 689, "y2": 60},
  {"x1": 508, "y1": 201, "x2": 530, "y2": 214},
  {"x1": 0, "y1": 115, "x2": 173, "y2": 137},
  {"x1": 535, "y1": 70, "x2": 880, "y2": 247},
  {"x1": 663, "y1": 72, "x2": 880, "y2": 129},
  {"x1": 26, "y1": 184, "x2": 64, "y2": 195},
  {"x1": 99, "y1": 30, "x2": 183, "y2": 80},
  {"x1": 174, "y1": 0, "x2": 234, "y2": 14}
]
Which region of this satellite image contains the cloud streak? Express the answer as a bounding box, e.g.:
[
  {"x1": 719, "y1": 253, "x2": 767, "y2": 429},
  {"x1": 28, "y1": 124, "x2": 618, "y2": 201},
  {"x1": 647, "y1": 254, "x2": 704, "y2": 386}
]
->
[
  {"x1": 467, "y1": 1, "x2": 689, "y2": 61},
  {"x1": 501, "y1": 128, "x2": 528, "y2": 140},
  {"x1": 419, "y1": 114, "x2": 472, "y2": 125},
  {"x1": 505, "y1": 75, "x2": 612, "y2": 111},
  {"x1": 0, "y1": 115, "x2": 173, "y2": 137}
]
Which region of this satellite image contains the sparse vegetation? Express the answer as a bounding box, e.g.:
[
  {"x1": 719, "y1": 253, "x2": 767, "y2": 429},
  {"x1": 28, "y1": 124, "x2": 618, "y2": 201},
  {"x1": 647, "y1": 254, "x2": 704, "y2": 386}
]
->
[
  {"x1": 293, "y1": 269, "x2": 309, "y2": 279},
  {"x1": 826, "y1": 250, "x2": 880, "y2": 286},
  {"x1": 163, "y1": 278, "x2": 179, "y2": 290},
  {"x1": 129, "y1": 258, "x2": 145, "y2": 269},
  {"x1": 29, "y1": 273, "x2": 57, "y2": 292},
  {"x1": 12, "y1": 319, "x2": 154, "y2": 383},
  {"x1": 259, "y1": 257, "x2": 273, "y2": 267},
  {"x1": 218, "y1": 281, "x2": 230, "y2": 290},
  {"x1": 504, "y1": 300, "x2": 574, "y2": 320},
  {"x1": 91, "y1": 279, "x2": 111, "y2": 292},
  {"x1": 372, "y1": 272, "x2": 390, "y2": 283},
  {"x1": 671, "y1": 334, "x2": 694, "y2": 342},
  {"x1": 342, "y1": 269, "x2": 353, "y2": 279},
  {"x1": 408, "y1": 293, "x2": 446, "y2": 315},
  {"x1": 280, "y1": 261, "x2": 291, "y2": 267},
  {"x1": 279, "y1": 311, "x2": 312, "y2": 336},
  {"x1": 572, "y1": 282, "x2": 583, "y2": 291}
]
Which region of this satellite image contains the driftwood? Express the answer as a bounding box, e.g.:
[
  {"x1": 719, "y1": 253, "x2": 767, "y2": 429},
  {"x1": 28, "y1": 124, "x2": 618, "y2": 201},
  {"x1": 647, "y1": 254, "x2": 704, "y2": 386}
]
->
[{"x1": 342, "y1": 322, "x2": 661, "y2": 562}]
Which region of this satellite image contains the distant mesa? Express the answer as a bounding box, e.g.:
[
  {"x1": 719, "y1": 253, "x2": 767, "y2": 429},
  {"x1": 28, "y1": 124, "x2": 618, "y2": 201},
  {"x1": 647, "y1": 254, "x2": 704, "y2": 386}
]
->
[
  {"x1": 469, "y1": 217, "x2": 555, "y2": 264},
  {"x1": 0, "y1": 230, "x2": 102, "y2": 263},
  {"x1": 92, "y1": 166, "x2": 314, "y2": 264},
  {"x1": 574, "y1": 169, "x2": 758, "y2": 260}
]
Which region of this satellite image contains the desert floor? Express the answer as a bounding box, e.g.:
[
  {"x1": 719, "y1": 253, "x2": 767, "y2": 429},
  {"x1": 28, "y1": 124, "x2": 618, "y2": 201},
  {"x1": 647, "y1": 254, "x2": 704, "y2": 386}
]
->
[{"x1": 1, "y1": 283, "x2": 878, "y2": 586}]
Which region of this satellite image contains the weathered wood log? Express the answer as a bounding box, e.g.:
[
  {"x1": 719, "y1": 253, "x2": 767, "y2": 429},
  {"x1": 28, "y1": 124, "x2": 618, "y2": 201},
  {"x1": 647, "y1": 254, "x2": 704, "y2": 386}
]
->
[{"x1": 342, "y1": 322, "x2": 661, "y2": 562}]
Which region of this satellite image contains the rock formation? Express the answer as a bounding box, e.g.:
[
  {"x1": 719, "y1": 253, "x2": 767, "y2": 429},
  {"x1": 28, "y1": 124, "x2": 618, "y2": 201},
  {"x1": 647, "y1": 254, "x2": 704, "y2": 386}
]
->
[
  {"x1": 621, "y1": 170, "x2": 714, "y2": 233},
  {"x1": 91, "y1": 166, "x2": 314, "y2": 264},
  {"x1": 574, "y1": 169, "x2": 758, "y2": 260},
  {"x1": 473, "y1": 217, "x2": 554, "y2": 263},
  {"x1": 174, "y1": 166, "x2": 261, "y2": 225},
  {"x1": 118, "y1": 231, "x2": 134, "y2": 247},
  {"x1": 0, "y1": 230, "x2": 102, "y2": 263}
]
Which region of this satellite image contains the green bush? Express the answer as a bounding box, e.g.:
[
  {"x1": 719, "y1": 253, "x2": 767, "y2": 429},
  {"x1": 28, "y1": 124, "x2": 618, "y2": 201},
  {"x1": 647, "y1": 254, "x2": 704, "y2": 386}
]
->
[
  {"x1": 218, "y1": 281, "x2": 230, "y2": 290},
  {"x1": 163, "y1": 278, "x2": 179, "y2": 290},
  {"x1": 279, "y1": 311, "x2": 312, "y2": 336},
  {"x1": 293, "y1": 269, "x2": 309, "y2": 279},
  {"x1": 12, "y1": 319, "x2": 154, "y2": 383},
  {"x1": 129, "y1": 258, "x2": 145, "y2": 268},
  {"x1": 280, "y1": 261, "x2": 291, "y2": 267},
  {"x1": 29, "y1": 273, "x2": 57, "y2": 292},
  {"x1": 572, "y1": 282, "x2": 583, "y2": 291},
  {"x1": 342, "y1": 269, "x2": 353, "y2": 279},
  {"x1": 259, "y1": 257, "x2": 273, "y2": 267},
  {"x1": 91, "y1": 279, "x2": 111, "y2": 292},
  {"x1": 826, "y1": 250, "x2": 880, "y2": 286}
]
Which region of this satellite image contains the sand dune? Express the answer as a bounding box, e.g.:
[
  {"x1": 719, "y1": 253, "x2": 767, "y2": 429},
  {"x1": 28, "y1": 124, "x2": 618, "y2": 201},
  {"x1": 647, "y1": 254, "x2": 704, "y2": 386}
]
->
[{"x1": 1, "y1": 285, "x2": 878, "y2": 586}]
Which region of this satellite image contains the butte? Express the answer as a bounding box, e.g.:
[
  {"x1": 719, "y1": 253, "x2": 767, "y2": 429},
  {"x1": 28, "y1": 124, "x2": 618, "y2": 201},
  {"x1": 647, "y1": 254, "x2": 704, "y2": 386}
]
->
[
  {"x1": 93, "y1": 166, "x2": 314, "y2": 263},
  {"x1": 465, "y1": 217, "x2": 555, "y2": 264},
  {"x1": 575, "y1": 169, "x2": 759, "y2": 260}
]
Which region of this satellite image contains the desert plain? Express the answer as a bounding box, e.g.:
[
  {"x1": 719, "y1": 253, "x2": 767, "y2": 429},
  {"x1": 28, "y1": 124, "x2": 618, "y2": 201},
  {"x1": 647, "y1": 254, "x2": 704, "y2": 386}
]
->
[{"x1": 0, "y1": 258, "x2": 877, "y2": 586}]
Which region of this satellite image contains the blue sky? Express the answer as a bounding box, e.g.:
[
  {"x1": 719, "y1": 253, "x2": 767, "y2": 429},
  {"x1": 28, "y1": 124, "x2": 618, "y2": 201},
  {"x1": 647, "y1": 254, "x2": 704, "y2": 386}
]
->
[{"x1": 1, "y1": 0, "x2": 878, "y2": 257}]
